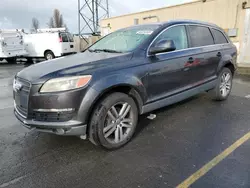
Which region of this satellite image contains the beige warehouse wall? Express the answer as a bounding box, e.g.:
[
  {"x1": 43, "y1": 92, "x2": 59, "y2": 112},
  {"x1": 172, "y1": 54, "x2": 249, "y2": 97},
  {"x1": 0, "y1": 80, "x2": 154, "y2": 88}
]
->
[
  {"x1": 101, "y1": 0, "x2": 246, "y2": 43},
  {"x1": 74, "y1": 36, "x2": 101, "y2": 52}
]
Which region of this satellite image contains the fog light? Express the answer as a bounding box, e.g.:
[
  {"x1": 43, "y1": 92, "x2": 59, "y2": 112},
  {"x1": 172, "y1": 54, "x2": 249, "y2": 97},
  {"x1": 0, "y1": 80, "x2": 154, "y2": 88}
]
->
[{"x1": 55, "y1": 129, "x2": 65, "y2": 135}]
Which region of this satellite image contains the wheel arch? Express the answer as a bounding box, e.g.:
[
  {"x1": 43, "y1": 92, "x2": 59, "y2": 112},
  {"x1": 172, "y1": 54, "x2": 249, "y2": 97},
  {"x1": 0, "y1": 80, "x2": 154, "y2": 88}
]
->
[
  {"x1": 44, "y1": 49, "x2": 54, "y2": 57},
  {"x1": 77, "y1": 73, "x2": 148, "y2": 130},
  {"x1": 87, "y1": 84, "x2": 144, "y2": 125},
  {"x1": 224, "y1": 62, "x2": 235, "y2": 75},
  {"x1": 217, "y1": 55, "x2": 236, "y2": 75}
]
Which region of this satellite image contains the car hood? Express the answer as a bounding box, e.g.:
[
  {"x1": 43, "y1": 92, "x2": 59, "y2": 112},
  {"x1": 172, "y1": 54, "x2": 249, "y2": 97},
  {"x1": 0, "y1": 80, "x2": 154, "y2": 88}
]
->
[{"x1": 17, "y1": 51, "x2": 132, "y2": 83}]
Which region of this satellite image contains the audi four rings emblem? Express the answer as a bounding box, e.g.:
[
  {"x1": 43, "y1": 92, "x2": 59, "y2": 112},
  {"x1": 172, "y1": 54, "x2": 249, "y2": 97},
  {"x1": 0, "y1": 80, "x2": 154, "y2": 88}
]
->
[{"x1": 13, "y1": 80, "x2": 23, "y2": 92}]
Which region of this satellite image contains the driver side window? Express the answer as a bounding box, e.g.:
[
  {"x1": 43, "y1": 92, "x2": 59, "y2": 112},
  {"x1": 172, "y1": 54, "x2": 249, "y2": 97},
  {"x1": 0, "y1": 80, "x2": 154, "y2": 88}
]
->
[{"x1": 153, "y1": 25, "x2": 188, "y2": 51}]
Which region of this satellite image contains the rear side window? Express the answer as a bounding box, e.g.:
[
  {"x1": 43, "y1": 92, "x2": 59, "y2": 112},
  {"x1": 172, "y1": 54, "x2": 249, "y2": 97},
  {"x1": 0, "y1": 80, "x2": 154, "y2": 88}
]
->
[
  {"x1": 153, "y1": 25, "x2": 188, "y2": 50},
  {"x1": 188, "y1": 26, "x2": 214, "y2": 47},
  {"x1": 60, "y1": 33, "x2": 69, "y2": 42},
  {"x1": 211, "y1": 28, "x2": 228, "y2": 44}
]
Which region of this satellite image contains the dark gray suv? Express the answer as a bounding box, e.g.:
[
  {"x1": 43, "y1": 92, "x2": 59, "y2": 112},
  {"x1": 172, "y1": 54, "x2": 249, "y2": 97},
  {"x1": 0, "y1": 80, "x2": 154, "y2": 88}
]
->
[{"x1": 14, "y1": 20, "x2": 237, "y2": 149}]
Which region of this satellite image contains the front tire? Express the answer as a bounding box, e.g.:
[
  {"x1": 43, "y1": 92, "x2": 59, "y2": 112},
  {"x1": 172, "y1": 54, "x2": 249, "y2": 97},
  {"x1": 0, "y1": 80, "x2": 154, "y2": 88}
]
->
[
  {"x1": 211, "y1": 67, "x2": 233, "y2": 101},
  {"x1": 44, "y1": 51, "x2": 55, "y2": 60},
  {"x1": 26, "y1": 57, "x2": 34, "y2": 64},
  {"x1": 89, "y1": 92, "x2": 138, "y2": 150}
]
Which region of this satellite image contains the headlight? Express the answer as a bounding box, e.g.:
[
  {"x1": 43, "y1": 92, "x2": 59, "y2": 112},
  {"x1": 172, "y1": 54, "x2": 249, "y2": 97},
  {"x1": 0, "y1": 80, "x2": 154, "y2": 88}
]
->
[{"x1": 40, "y1": 75, "x2": 92, "y2": 93}]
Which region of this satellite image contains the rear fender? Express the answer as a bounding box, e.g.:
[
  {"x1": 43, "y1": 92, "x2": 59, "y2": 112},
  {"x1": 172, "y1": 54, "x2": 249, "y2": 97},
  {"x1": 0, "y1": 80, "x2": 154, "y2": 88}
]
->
[{"x1": 217, "y1": 54, "x2": 235, "y2": 74}]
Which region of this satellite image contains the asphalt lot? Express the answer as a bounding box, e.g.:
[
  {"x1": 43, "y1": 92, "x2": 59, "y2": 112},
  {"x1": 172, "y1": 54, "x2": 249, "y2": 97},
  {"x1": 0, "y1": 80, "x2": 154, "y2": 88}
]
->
[{"x1": 1, "y1": 62, "x2": 250, "y2": 188}]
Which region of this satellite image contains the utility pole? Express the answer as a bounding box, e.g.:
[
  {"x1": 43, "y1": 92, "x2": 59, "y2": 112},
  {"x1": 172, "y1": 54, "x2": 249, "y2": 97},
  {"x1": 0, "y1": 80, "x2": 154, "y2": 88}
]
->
[{"x1": 78, "y1": 0, "x2": 110, "y2": 36}]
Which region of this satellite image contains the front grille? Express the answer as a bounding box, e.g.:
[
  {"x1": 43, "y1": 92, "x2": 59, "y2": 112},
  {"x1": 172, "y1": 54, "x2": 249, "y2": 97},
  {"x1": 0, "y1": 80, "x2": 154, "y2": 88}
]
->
[
  {"x1": 29, "y1": 111, "x2": 74, "y2": 122},
  {"x1": 14, "y1": 77, "x2": 31, "y2": 118},
  {"x1": 16, "y1": 104, "x2": 28, "y2": 117}
]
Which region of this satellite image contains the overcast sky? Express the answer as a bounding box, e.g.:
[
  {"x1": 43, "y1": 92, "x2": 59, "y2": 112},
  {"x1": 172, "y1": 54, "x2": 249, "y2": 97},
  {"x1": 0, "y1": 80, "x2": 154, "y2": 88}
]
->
[{"x1": 0, "y1": 0, "x2": 191, "y2": 33}]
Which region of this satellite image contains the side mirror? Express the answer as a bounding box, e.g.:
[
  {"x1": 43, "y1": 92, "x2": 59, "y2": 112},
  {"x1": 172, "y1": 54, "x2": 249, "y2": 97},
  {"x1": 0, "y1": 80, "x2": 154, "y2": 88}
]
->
[{"x1": 149, "y1": 39, "x2": 176, "y2": 55}]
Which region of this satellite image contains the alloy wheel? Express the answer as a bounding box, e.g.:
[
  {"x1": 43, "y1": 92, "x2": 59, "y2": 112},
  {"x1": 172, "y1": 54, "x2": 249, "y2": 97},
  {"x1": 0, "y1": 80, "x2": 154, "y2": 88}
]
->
[
  {"x1": 46, "y1": 54, "x2": 53, "y2": 60},
  {"x1": 103, "y1": 102, "x2": 134, "y2": 144},
  {"x1": 219, "y1": 72, "x2": 231, "y2": 97}
]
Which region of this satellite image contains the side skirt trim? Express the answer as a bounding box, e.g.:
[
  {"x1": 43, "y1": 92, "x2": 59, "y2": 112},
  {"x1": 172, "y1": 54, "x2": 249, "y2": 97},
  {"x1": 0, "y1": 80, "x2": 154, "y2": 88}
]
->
[{"x1": 141, "y1": 80, "x2": 217, "y2": 114}]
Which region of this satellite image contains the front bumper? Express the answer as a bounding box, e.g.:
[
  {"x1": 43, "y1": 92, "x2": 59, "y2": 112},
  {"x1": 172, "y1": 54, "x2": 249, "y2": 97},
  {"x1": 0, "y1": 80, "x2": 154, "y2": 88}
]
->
[
  {"x1": 13, "y1": 76, "x2": 100, "y2": 136},
  {"x1": 14, "y1": 109, "x2": 87, "y2": 136}
]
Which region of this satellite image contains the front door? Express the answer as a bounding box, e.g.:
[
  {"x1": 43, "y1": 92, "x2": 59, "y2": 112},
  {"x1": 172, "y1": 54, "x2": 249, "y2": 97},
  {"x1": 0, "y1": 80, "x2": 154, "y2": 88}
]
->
[
  {"x1": 147, "y1": 25, "x2": 192, "y2": 103},
  {"x1": 59, "y1": 32, "x2": 70, "y2": 54},
  {"x1": 67, "y1": 33, "x2": 75, "y2": 53}
]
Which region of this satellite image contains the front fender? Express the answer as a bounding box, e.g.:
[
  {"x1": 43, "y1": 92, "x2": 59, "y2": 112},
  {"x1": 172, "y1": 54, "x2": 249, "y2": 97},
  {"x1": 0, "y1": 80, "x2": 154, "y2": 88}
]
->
[
  {"x1": 91, "y1": 73, "x2": 147, "y2": 102},
  {"x1": 77, "y1": 74, "x2": 147, "y2": 125}
]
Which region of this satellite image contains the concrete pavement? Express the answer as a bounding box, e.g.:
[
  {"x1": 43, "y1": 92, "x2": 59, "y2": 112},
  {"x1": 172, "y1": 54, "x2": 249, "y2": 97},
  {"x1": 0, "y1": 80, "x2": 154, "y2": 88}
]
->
[{"x1": 1, "y1": 63, "x2": 250, "y2": 188}]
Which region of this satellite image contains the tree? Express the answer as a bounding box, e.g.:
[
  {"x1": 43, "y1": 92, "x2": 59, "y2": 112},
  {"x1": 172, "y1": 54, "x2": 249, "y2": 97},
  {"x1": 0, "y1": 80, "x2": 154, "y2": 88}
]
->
[
  {"x1": 48, "y1": 17, "x2": 54, "y2": 28},
  {"x1": 48, "y1": 9, "x2": 67, "y2": 29},
  {"x1": 31, "y1": 18, "x2": 39, "y2": 32}
]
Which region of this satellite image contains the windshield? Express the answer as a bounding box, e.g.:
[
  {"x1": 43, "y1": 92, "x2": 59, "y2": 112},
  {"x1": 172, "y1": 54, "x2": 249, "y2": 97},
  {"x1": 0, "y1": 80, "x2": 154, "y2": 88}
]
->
[{"x1": 89, "y1": 25, "x2": 159, "y2": 53}]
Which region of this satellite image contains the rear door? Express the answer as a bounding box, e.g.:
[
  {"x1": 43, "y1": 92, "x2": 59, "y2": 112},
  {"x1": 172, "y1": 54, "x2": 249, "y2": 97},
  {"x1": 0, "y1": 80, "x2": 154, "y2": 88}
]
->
[
  {"x1": 2, "y1": 32, "x2": 27, "y2": 57},
  {"x1": 186, "y1": 25, "x2": 220, "y2": 84},
  {"x1": 211, "y1": 28, "x2": 231, "y2": 62}
]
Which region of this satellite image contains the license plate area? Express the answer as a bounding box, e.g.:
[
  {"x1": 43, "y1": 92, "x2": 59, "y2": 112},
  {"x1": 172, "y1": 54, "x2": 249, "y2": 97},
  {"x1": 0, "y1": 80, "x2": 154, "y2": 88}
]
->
[
  {"x1": 14, "y1": 90, "x2": 29, "y2": 118},
  {"x1": 13, "y1": 77, "x2": 31, "y2": 118},
  {"x1": 14, "y1": 91, "x2": 28, "y2": 109}
]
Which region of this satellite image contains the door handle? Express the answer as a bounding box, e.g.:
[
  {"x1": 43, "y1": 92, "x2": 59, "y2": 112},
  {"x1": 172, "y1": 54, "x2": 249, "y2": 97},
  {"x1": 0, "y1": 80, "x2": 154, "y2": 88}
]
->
[
  {"x1": 70, "y1": 45, "x2": 74, "y2": 48},
  {"x1": 184, "y1": 57, "x2": 194, "y2": 70},
  {"x1": 188, "y1": 57, "x2": 194, "y2": 63},
  {"x1": 217, "y1": 52, "x2": 222, "y2": 58}
]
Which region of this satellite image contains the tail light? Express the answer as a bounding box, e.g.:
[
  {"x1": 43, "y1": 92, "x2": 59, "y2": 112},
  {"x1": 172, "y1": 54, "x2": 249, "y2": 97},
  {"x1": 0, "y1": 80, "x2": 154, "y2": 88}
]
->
[{"x1": 59, "y1": 37, "x2": 63, "y2": 42}]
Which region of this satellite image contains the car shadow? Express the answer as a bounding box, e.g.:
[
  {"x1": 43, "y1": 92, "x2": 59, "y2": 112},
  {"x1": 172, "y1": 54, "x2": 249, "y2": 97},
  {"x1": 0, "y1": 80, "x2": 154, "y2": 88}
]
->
[
  {"x1": 20, "y1": 94, "x2": 203, "y2": 155},
  {"x1": 134, "y1": 94, "x2": 202, "y2": 138}
]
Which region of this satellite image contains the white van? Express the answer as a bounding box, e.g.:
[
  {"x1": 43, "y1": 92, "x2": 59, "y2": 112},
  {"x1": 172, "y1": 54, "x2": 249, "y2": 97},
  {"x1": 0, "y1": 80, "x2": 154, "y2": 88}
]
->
[
  {"x1": 0, "y1": 29, "x2": 28, "y2": 63},
  {"x1": 23, "y1": 28, "x2": 76, "y2": 60}
]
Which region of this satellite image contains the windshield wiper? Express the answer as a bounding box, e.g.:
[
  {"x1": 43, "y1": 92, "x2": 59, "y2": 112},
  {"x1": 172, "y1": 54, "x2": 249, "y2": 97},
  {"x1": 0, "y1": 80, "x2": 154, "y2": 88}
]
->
[{"x1": 89, "y1": 49, "x2": 123, "y2": 53}]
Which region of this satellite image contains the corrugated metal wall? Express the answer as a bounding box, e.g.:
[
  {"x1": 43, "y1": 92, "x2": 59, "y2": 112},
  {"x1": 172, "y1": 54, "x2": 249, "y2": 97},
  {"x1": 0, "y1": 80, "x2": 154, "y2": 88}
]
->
[
  {"x1": 74, "y1": 36, "x2": 101, "y2": 52},
  {"x1": 240, "y1": 8, "x2": 250, "y2": 64}
]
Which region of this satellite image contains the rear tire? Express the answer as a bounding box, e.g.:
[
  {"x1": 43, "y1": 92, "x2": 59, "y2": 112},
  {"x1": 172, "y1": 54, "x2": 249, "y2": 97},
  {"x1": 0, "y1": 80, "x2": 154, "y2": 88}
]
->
[
  {"x1": 88, "y1": 92, "x2": 138, "y2": 150},
  {"x1": 210, "y1": 67, "x2": 233, "y2": 101},
  {"x1": 26, "y1": 57, "x2": 34, "y2": 64},
  {"x1": 6, "y1": 57, "x2": 17, "y2": 64},
  {"x1": 44, "y1": 51, "x2": 55, "y2": 60}
]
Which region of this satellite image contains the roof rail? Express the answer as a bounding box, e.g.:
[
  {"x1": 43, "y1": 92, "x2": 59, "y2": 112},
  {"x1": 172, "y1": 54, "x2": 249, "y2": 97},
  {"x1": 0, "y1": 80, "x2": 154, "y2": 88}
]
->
[
  {"x1": 37, "y1": 28, "x2": 66, "y2": 33},
  {"x1": 0, "y1": 29, "x2": 24, "y2": 33}
]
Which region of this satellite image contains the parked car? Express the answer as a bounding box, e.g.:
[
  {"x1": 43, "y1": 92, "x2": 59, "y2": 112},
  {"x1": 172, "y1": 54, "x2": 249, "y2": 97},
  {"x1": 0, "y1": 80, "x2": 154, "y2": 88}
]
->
[
  {"x1": 22, "y1": 28, "x2": 76, "y2": 61},
  {"x1": 13, "y1": 20, "x2": 237, "y2": 149},
  {"x1": 0, "y1": 29, "x2": 28, "y2": 63}
]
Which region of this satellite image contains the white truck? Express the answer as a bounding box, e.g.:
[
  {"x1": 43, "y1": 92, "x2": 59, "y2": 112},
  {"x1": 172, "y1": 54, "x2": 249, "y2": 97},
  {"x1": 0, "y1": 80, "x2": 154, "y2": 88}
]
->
[
  {"x1": 23, "y1": 28, "x2": 76, "y2": 60},
  {"x1": 0, "y1": 29, "x2": 28, "y2": 63}
]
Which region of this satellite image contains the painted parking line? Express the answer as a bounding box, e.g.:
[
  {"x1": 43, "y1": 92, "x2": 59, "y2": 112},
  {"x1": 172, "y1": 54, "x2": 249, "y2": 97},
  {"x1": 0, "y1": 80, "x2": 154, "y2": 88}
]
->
[
  {"x1": 0, "y1": 175, "x2": 27, "y2": 188},
  {"x1": 177, "y1": 131, "x2": 250, "y2": 188}
]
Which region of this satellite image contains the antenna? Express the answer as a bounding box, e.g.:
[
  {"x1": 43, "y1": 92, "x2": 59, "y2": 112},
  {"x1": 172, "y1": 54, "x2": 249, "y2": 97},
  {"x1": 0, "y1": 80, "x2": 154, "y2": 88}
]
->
[{"x1": 78, "y1": 0, "x2": 110, "y2": 36}]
